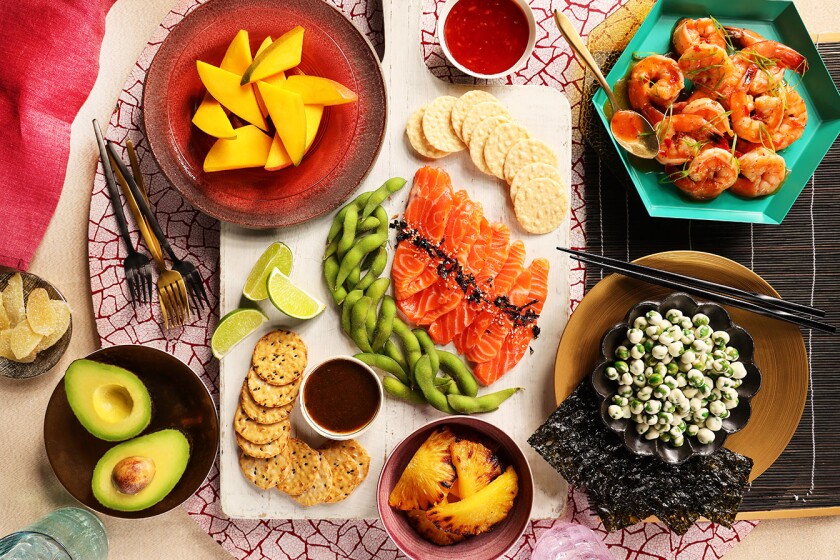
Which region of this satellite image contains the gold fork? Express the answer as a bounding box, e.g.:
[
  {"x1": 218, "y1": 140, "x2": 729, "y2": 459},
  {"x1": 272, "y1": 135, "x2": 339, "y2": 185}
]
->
[{"x1": 109, "y1": 152, "x2": 190, "y2": 328}]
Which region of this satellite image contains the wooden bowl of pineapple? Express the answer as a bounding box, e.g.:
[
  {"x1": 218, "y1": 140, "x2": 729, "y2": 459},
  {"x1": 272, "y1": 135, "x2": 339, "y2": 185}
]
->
[{"x1": 377, "y1": 417, "x2": 534, "y2": 560}]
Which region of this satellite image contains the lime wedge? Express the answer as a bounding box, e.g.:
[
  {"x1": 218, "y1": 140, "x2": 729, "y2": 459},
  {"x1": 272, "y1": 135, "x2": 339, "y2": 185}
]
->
[
  {"x1": 243, "y1": 242, "x2": 293, "y2": 301},
  {"x1": 266, "y1": 268, "x2": 326, "y2": 319},
  {"x1": 211, "y1": 308, "x2": 267, "y2": 359}
]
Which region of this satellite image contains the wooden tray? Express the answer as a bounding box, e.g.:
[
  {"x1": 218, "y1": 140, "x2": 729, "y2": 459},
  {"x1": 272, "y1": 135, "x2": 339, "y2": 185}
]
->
[{"x1": 218, "y1": 0, "x2": 573, "y2": 519}]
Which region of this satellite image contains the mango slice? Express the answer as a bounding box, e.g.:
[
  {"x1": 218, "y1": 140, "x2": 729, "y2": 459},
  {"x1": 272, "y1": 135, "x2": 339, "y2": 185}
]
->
[
  {"x1": 204, "y1": 125, "x2": 273, "y2": 172},
  {"x1": 253, "y1": 37, "x2": 288, "y2": 118},
  {"x1": 257, "y1": 82, "x2": 307, "y2": 166},
  {"x1": 193, "y1": 30, "x2": 253, "y2": 139},
  {"x1": 281, "y1": 75, "x2": 357, "y2": 106},
  {"x1": 241, "y1": 26, "x2": 304, "y2": 85},
  {"x1": 265, "y1": 104, "x2": 324, "y2": 171},
  {"x1": 197, "y1": 61, "x2": 267, "y2": 131}
]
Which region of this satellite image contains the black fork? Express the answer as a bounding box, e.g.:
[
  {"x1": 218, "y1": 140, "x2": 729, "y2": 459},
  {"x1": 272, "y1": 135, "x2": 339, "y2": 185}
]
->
[{"x1": 93, "y1": 120, "x2": 153, "y2": 306}]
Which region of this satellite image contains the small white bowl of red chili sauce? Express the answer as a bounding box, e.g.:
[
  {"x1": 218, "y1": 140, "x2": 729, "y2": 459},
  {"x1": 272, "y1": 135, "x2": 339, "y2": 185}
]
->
[
  {"x1": 438, "y1": 0, "x2": 536, "y2": 80},
  {"x1": 299, "y1": 356, "x2": 383, "y2": 440}
]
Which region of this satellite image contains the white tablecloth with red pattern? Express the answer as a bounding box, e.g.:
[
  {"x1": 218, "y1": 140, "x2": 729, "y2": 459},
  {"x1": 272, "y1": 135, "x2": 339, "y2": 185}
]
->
[{"x1": 87, "y1": 0, "x2": 758, "y2": 557}]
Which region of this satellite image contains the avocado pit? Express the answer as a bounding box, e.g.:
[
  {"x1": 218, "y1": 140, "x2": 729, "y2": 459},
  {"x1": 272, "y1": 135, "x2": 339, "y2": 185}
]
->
[{"x1": 112, "y1": 456, "x2": 156, "y2": 495}]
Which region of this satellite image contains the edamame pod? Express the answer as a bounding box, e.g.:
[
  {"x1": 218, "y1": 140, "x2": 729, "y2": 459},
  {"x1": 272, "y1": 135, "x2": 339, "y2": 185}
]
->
[
  {"x1": 438, "y1": 351, "x2": 479, "y2": 398},
  {"x1": 350, "y1": 296, "x2": 374, "y2": 353},
  {"x1": 324, "y1": 238, "x2": 339, "y2": 260},
  {"x1": 414, "y1": 355, "x2": 455, "y2": 414},
  {"x1": 383, "y1": 340, "x2": 409, "y2": 374},
  {"x1": 413, "y1": 328, "x2": 439, "y2": 374},
  {"x1": 335, "y1": 232, "x2": 387, "y2": 290},
  {"x1": 324, "y1": 258, "x2": 347, "y2": 305},
  {"x1": 447, "y1": 388, "x2": 522, "y2": 414},
  {"x1": 371, "y1": 296, "x2": 396, "y2": 352},
  {"x1": 364, "y1": 277, "x2": 390, "y2": 338},
  {"x1": 336, "y1": 209, "x2": 359, "y2": 260},
  {"x1": 354, "y1": 353, "x2": 408, "y2": 385},
  {"x1": 361, "y1": 177, "x2": 407, "y2": 220},
  {"x1": 383, "y1": 376, "x2": 426, "y2": 404},
  {"x1": 346, "y1": 264, "x2": 361, "y2": 290},
  {"x1": 393, "y1": 318, "x2": 422, "y2": 375},
  {"x1": 373, "y1": 205, "x2": 389, "y2": 237},
  {"x1": 358, "y1": 216, "x2": 380, "y2": 233},
  {"x1": 355, "y1": 247, "x2": 388, "y2": 291},
  {"x1": 340, "y1": 290, "x2": 364, "y2": 335},
  {"x1": 327, "y1": 191, "x2": 372, "y2": 244}
]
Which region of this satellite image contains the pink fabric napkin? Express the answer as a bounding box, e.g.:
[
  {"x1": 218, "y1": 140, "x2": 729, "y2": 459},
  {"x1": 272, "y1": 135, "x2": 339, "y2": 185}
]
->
[{"x1": 0, "y1": 0, "x2": 116, "y2": 270}]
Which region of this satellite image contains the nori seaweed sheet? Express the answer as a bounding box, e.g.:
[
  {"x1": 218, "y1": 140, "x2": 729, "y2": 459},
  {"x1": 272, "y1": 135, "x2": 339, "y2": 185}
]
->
[{"x1": 528, "y1": 383, "x2": 753, "y2": 534}]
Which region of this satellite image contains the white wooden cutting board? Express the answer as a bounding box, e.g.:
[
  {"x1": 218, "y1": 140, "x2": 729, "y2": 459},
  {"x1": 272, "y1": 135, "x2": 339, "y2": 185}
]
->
[{"x1": 219, "y1": 0, "x2": 572, "y2": 519}]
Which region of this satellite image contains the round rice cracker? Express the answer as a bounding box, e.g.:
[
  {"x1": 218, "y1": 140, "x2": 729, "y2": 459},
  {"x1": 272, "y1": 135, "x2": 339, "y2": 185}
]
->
[
  {"x1": 234, "y1": 405, "x2": 291, "y2": 445},
  {"x1": 247, "y1": 367, "x2": 300, "y2": 407},
  {"x1": 240, "y1": 382, "x2": 293, "y2": 424},
  {"x1": 236, "y1": 433, "x2": 288, "y2": 459},
  {"x1": 451, "y1": 90, "x2": 498, "y2": 140},
  {"x1": 406, "y1": 106, "x2": 448, "y2": 159},
  {"x1": 321, "y1": 442, "x2": 371, "y2": 503},
  {"x1": 503, "y1": 138, "x2": 559, "y2": 184},
  {"x1": 510, "y1": 162, "x2": 565, "y2": 204},
  {"x1": 514, "y1": 177, "x2": 569, "y2": 234},
  {"x1": 422, "y1": 96, "x2": 465, "y2": 153},
  {"x1": 276, "y1": 438, "x2": 319, "y2": 496},
  {"x1": 460, "y1": 101, "x2": 512, "y2": 145},
  {"x1": 239, "y1": 450, "x2": 292, "y2": 490},
  {"x1": 251, "y1": 329, "x2": 307, "y2": 386},
  {"x1": 468, "y1": 116, "x2": 510, "y2": 175},
  {"x1": 292, "y1": 451, "x2": 335, "y2": 507},
  {"x1": 484, "y1": 121, "x2": 531, "y2": 179}
]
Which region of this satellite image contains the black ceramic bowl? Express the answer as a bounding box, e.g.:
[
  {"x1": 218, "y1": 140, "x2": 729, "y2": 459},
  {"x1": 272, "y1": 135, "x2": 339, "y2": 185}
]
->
[{"x1": 591, "y1": 293, "x2": 761, "y2": 463}]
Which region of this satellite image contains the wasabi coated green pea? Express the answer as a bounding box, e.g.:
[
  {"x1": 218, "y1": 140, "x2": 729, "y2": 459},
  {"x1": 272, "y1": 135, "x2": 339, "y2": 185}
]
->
[
  {"x1": 697, "y1": 427, "x2": 715, "y2": 444},
  {"x1": 644, "y1": 400, "x2": 661, "y2": 414},
  {"x1": 636, "y1": 423, "x2": 649, "y2": 434},
  {"x1": 696, "y1": 324, "x2": 712, "y2": 338},
  {"x1": 654, "y1": 385, "x2": 670, "y2": 399},
  {"x1": 615, "y1": 346, "x2": 630, "y2": 360},
  {"x1": 687, "y1": 424, "x2": 700, "y2": 436},
  {"x1": 665, "y1": 309, "x2": 683, "y2": 322},
  {"x1": 608, "y1": 405, "x2": 623, "y2": 419},
  {"x1": 605, "y1": 366, "x2": 619, "y2": 381},
  {"x1": 643, "y1": 339, "x2": 655, "y2": 352},
  {"x1": 712, "y1": 330, "x2": 730, "y2": 346},
  {"x1": 692, "y1": 313, "x2": 710, "y2": 326},
  {"x1": 647, "y1": 373, "x2": 663, "y2": 387},
  {"x1": 614, "y1": 361, "x2": 629, "y2": 374},
  {"x1": 447, "y1": 387, "x2": 521, "y2": 414},
  {"x1": 666, "y1": 362, "x2": 679, "y2": 375}
]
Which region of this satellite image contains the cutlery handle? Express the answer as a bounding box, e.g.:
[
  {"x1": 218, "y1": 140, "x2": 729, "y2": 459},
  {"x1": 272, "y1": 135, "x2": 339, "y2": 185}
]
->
[
  {"x1": 105, "y1": 141, "x2": 180, "y2": 262},
  {"x1": 126, "y1": 140, "x2": 164, "y2": 262},
  {"x1": 109, "y1": 153, "x2": 165, "y2": 267},
  {"x1": 553, "y1": 10, "x2": 620, "y2": 111},
  {"x1": 92, "y1": 120, "x2": 135, "y2": 251}
]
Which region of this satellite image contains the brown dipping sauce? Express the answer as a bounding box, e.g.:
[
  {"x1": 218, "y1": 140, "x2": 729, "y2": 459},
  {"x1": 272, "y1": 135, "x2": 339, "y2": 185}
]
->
[
  {"x1": 303, "y1": 359, "x2": 381, "y2": 435},
  {"x1": 611, "y1": 110, "x2": 647, "y2": 144}
]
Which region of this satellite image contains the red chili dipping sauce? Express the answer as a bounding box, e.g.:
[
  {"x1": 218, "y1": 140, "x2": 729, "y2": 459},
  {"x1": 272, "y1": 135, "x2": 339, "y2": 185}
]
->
[
  {"x1": 443, "y1": 0, "x2": 530, "y2": 75},
  {"x1": 611, "y1": 110, "x2": 646, "y2": 144},
  {"x1": 303, "y1": 359, "x2": 381, "y2": 435}
]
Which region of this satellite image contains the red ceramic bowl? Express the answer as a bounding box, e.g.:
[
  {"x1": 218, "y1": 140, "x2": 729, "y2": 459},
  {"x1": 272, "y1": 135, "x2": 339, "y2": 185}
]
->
[
  {"x1": 377, "y1": 416, "x2": 534, "y2": 560},
  {"x1": 142, "y1": 0, "x2": 387, "y2": 228}
]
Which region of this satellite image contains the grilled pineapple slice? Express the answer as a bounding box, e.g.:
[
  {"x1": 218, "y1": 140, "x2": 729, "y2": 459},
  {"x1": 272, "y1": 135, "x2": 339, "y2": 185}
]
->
[
  {"x1": 407, "y1": 503, "x2": 465, "y2": 546},
  {"x1": 389, "y1": 427, "x2": 457, "y2": 510},
  {"x1": 450, "y1": 440, "x2": 501, "y2": 498},
  {"x1": 427, "y1": 466, "x2": 518, "y2": 536}
]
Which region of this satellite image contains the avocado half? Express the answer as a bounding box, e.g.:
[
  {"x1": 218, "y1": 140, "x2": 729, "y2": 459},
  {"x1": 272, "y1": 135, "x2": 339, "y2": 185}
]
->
[
  {"x1": 92, "y1": 429, "x2": 190, "y2": 512},
  {"x1": 65, "y1": 359, "x2": 152, "y2": 442}
]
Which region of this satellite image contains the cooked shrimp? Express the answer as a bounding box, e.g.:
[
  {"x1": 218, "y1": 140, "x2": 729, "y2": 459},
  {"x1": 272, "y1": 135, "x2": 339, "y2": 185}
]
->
[
  {"x1": 680, "y1": 98, "x2": 732, "y2": 136},
  {"x1": 730, "y1": 90, "x2": 784, "y2": 144},
  {"x1": 628, "y1": 55, "x2": 685, "y2": 123},
  {"x1": 730, "y1": 147, "x2": 787, "y2": 197},
  {"x1": 655, "y1": 114, "x2": 718, "y2": 165},
  {"x1": 673, "y1": 18, "x2": 727, "y2": 55},
  {"x1": 670, "y1": 147, "x2": 739, "y2": 200},
  {"x1": 726, "y1": 27, "x2": 809, "y2": 75},
  {"x1": 679, "y1": 44, "x2": 736, "y2": 94},
  {"x1": 769, "y1": 86, "x2": 808, "y2": 150}
]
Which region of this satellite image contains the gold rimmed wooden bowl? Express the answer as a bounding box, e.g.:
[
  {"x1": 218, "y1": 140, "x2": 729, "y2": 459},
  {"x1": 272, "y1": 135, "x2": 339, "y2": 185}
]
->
[{"x1": 554, "y1": 250, "x2": 807, "y2": 481}]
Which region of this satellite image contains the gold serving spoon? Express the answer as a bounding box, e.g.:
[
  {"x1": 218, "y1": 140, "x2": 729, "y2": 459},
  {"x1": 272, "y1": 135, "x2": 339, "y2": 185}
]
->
[{"x1": 553, "y1": 10, "x2": 660, "y2": 159}]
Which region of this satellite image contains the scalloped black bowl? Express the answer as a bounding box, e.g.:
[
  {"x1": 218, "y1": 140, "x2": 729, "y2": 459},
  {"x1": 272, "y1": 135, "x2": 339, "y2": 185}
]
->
[{"x1": 591, "y1": 293, "x2": 761, "y2": 464}]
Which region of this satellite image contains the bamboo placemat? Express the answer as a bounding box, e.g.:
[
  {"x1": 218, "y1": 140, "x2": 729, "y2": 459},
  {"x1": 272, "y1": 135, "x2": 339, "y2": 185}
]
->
[{"x1": 582, "y1": 41, "x2": 840, "y2": 516}]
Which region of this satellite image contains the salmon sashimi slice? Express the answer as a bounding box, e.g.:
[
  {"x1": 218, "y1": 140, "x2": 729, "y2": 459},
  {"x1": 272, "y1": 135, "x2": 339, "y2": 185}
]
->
[
  {"x1": 473, "y1": 259, "x2": 550, "y2": 385},
  {"x1": 464, "y1": 263, "x2": 533, "y2": 364},
  {"x1": 413, "y1": 216, "x2": 490, "y2": 325},
  {"x1": 428, "y1": 223, "x2": 510, "y2": 345},
  {"x1": 439, "y1": 191, "x2": 483, "y2": 265},
  {"x1": 393, "y1": 168, "x2": 453, "y2": 300},
  {"x1": 455, "y1": 240, "x2": 526, "y2": 354}
]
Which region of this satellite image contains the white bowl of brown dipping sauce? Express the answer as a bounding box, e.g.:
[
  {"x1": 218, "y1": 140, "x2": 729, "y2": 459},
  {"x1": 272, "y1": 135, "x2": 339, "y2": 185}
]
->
[{"x1": 299, "y1": 356, "x2": 383, "y2": 440}]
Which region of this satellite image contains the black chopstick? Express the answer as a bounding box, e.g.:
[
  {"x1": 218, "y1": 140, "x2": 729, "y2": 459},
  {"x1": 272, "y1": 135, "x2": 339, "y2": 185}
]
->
[
  {"x1": 561, "y1": 250, "x2": 836, "y2": 334},
  {"x1": 558, "y1": 247, "x2": 826, "y2": 318}
]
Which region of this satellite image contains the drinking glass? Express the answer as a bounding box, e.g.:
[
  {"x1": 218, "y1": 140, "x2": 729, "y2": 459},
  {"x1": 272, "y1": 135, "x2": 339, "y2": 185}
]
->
[{"x1": 0, "y1": 507, "x2": 108, "y2": 560}]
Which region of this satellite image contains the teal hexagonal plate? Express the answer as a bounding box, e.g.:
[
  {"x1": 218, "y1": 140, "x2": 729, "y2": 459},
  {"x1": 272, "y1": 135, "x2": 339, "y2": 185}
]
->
[{"x1": 592, "y1": 0, "x2": 840, "y2": 224}]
